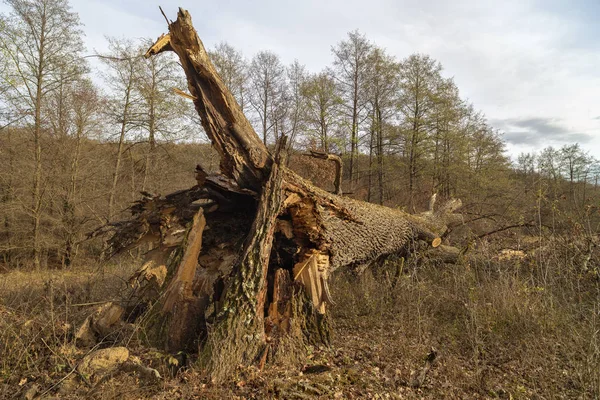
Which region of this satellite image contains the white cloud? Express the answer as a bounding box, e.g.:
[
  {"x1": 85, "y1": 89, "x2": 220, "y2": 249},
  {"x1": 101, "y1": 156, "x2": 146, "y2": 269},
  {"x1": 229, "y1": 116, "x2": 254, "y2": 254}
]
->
[{"x1": 2, "y1": 0, "x2": 599, "y2": 157}]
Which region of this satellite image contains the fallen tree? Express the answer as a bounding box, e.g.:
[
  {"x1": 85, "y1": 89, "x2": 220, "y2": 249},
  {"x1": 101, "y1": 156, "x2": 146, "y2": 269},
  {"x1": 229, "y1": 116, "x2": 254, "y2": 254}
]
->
[{"x1": 92, "y1": 8, "x2": 464, "y2": 381}]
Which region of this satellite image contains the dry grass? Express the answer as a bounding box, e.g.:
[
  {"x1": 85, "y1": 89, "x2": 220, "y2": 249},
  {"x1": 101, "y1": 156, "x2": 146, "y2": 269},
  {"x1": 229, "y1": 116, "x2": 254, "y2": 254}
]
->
[
  {"x1": 0, "y1": 243, "x2": 599, "y2": 399},
  {"x1": 331, "y1": 249, "x2": 600, "y2": 399},
  {"x1": 0, "y1": 261, "x2": 138, "y2": 398}
]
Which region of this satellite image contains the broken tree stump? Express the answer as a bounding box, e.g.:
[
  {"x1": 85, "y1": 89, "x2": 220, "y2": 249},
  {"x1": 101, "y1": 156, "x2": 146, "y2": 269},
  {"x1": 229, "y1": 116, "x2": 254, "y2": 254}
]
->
[
  {"x1": 198, "y1": 138, "x2": 287, "y2": 377},
  {"x1": 304, "y1": 150, "x2": 343, "y2": 195},
  {"x1": 89, "y1": 7, "x2": 465, "y2": 382}
]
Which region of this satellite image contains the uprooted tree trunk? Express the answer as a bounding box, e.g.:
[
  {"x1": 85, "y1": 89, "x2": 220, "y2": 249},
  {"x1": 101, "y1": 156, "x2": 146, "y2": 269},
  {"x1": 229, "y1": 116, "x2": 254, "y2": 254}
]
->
[{"x1": 91, "y1": 8, "x2": 464, "y2": 382}]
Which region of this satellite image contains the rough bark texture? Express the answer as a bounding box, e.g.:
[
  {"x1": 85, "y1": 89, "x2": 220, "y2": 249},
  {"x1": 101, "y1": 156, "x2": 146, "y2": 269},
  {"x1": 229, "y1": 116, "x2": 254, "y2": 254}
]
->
[
  {"x1": 141, "y1": 9, "x2": 456, "y2": 273},
  {"x1": 305, "y1": 150, "x2": 343, "y2": 195},
  {"x1": 90, "y1": 8, "x2": 463, "y2": 382},
  {"x1": 198, "y1": 138, "x2": 286, "y2": 378}
]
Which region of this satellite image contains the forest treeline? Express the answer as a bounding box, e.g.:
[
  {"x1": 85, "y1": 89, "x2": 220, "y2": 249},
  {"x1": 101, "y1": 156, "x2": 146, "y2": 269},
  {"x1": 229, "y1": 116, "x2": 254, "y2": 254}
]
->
[{"x1": 1, "y1": 0, "x2": 599, "y2": 269}]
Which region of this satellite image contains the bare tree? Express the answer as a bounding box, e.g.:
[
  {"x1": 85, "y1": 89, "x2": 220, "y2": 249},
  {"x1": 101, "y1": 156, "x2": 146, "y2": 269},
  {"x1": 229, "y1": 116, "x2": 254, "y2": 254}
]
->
[
  {"x1": 331, "y1": 30, "x2": 371, "y2": 187},
  {"x1": 429, "y1": 77, "x2": 462, "y2": 198},
  {"x1": 0, "y1": 0, "x2": 84, "y2": 268},
  {"x1": 301, "y1": 71, "x2": 343, "y2": 153},
  {"x1": 559, "y1": 144, "x2": 590, "y2": 200},
  {"x1": 248, "y1": 50, "x2": 287, "y2": 144},
  {"x1": 398, "y1": 54, "x2": 441, "y2": 210},
  {"x1": 137, "y1": 40, "x2": 188, "y2": 192},
  {"x1": 61, "y1": 79, "x2": 102, "y2": 266},
  {"x1": 100, "y1": 38, "x2": 143, "y2": 221},
  {"x1": 364, "y1": 47, "x2": 399, "y2": 204},
  {"x1": 209, "y1": 42, "x2": 248, "y2": 112},
  {"x1": 283, "y1": 60, "x2": 307, "y2": 152}
]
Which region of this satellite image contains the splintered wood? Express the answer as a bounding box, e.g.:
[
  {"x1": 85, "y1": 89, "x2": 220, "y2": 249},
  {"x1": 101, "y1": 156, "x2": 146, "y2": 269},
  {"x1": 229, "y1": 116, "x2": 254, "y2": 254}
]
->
[
  {"x1": 266, "y1": 269, "x2": 293, "y2": 335},
  {"x1": 145, "y1": 8, "x2": 272, "y2": 190},
  {"x1": 128, "y1": 248, "x2": 169, "y2": 301},
  {"x1": 293, "y1": 250, "x2": 332, "y2": 314},
  {"x1": 80, "y1": 8, "x2": 466, "y2": 368},
  {"x1": 162, "y1": 210, "x2": 206, "y2": 314},
  {"x1": 289, "y1": 197, "x2": 326, "y2": 249}
]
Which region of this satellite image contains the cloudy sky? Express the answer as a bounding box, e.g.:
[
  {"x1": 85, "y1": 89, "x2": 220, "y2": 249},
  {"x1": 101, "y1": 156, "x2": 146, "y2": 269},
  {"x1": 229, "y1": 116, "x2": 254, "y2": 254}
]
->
[{"x1": 3, "y1": 0, "x2": 599, "y2": 158}]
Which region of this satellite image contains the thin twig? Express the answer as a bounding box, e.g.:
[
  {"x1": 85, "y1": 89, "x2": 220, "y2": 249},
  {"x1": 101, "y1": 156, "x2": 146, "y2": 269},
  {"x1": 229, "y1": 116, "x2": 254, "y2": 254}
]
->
[
  {"x1": 159, "y1": 6, "x2": 171, "y2": 26},
  {"x1": 477, "y1": 222, "x2": 536, "y2": 239},
  {"x1": 39, "y1": 338, "x2": 93, "y2": 387},
  {"x1": 70, "y1": 300, "x2": 115, "y2": 307},
  {"x1": 82, "y1": 54, "x2": 140, "y2": 62},
  {"x1": 39, "y1": 342, "x2": 103, "y2": 397}
]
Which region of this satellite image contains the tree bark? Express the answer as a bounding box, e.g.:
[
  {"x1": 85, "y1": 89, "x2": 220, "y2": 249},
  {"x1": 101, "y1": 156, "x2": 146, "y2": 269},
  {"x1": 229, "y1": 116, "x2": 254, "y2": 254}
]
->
[
  {"x1": 199, "y1": 137, "x2": 287, "y2": 378},
  {"x1": 95, "y1": 8, "x2": 463, "y2": 382},
  {"x1": 305, "y1": 150, "x2": 343, "y2": 196},
  {"x1": 145, "y1": 18, "x2": 271, "y2": 190}
]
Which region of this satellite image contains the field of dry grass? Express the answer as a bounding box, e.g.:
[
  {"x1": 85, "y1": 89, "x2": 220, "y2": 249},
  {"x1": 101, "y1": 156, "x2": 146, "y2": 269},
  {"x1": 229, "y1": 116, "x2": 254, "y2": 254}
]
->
[{"x1": 1, "y1": 243, "x2": 599, "y2": 399}]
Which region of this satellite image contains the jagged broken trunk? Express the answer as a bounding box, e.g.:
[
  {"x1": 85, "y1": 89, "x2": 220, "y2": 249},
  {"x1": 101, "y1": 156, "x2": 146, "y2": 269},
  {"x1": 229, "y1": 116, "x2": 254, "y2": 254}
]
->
[{"x1": 98, "y1": 8, "x2": 462, "y2": 382}]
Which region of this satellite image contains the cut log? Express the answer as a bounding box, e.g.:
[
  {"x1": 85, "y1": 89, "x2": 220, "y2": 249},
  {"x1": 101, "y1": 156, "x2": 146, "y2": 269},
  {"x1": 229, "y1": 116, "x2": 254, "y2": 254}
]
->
[{"x1": 426, "y1": 244, "x2": 461, "y2": 264}]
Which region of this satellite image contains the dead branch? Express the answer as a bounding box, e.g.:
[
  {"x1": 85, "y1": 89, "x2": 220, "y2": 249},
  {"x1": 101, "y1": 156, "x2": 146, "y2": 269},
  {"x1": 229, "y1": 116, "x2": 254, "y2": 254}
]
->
[{"x1": 477, "y1": 221, "x2": 536, "y2": 240}]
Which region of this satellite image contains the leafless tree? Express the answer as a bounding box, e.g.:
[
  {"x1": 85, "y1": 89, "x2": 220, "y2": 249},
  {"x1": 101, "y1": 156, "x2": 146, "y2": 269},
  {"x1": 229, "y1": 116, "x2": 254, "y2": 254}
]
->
[
  {"x1": 209, "y1": 42, "x2": 248, "y2": 112},
  {"x1": 100, "y1": 38, "x2": 144, "y2": 221},
  {"x1": 301, "y1": 71, "x2": 343, "y2": 153},
  {"x1": 0, "y1": 0, "x2": 84, "y2": 267},
  {"x1": 331, "y1": 30, "x2": 372, "y2": 187},
  {"x1": 248, "y1": 50, "x2": 287, "y2": 144}
]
